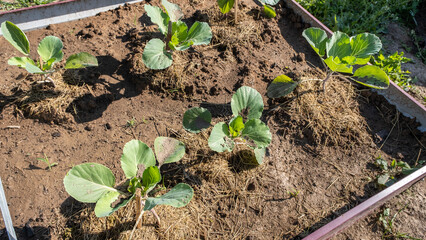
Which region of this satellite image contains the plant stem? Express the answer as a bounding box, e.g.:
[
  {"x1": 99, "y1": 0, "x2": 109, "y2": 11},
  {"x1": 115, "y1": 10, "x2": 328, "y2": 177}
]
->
[
  {"x1": 165, "y1": 21, "x2": 172, "y2": 52},
  {"x1": 151, "y1": 209, "x2": 161, "y2": 225},
  {"x1": 129, "y1": 208, "x2": 145, "y2": 240}
]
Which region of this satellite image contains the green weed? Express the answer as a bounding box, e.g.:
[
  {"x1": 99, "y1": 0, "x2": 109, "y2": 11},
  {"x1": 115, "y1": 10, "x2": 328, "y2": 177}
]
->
[
  {"x1": 379, "y1": 206, "x2": 422, "y2": 240},
  {"x1": 37, "y1": 153, "x2": 58, "y2": 170}
]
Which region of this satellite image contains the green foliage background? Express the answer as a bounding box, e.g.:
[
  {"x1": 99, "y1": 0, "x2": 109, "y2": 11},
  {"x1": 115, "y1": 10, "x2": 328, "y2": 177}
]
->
[{"x1": 295, "y1": 0, "x2": 421, "y2": 35}]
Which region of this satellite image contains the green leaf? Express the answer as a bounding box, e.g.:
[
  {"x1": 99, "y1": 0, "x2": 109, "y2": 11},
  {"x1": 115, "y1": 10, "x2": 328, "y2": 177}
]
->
[
  {"x1": 154, "y1": 137, "x2": 185, "y2": 166},
  {"x1": 323, "y1": 56, "x2": 353, "y2": 74},
  {"x1": 254, "y1": 147, "x2": 266, "y2": 164},
  {"x1": 183, "y1": 107, "x2": 212, "y2": 133},
  {"x1": 65, "y1": 52, "x2": 98, "y2": 69},
  {"x1": 217, "y1": 0, "x2": 235, "y2": 14},
  {"x1": 144, "y1": 183, "x2": 194, "y2": 211},
  {"x1": 142, "y1": 166, "x2": 162, "y2": 194},
  {"x1": 375, "y1": 158, "x2": 388, "y2": 171},
  {"x1": 263, "y1": 5, "x2": 276, "y2": 18},
  {"x1": 94, "y1": 191, "x2": 133, "y2": 217},
  {"x1": 241, "y1": 119, "x2": 272, "y2": 148},
  {"x1": 144, "y1": 4, "x2": 169, "y2": 35},
  {"x1": 128, "y1": 177, "x2": 142, "y2": 194},
  {"x1": 302, "y1": 27, "x2": 328, "y2": 57},
  {"x1": 24, "y1": 63, "x2": 45, "y2": 74},
  {"x1": 37, "y1": 36, "x2": 63, "y2": 64},
  {"x1": 43, "y1": 57, "x2": 56, "y2": 71},
  {"x1": 377, "y1": 173, "x2": 390, "y2": 186},
  {"x1": 8, "y1": 57, "x2": 35, "y2": 68},
  {"x1": 350, "y1": 33, "x2": 382, "y2": 62},
  {"x1": 1, "y1": 21, "x2": 30, "y2": 55},
  {"x1": 229, "y1": 116, "x2": 245, "y2": 138},
  {"x1": 184, "y1": 22, "x2": 212, "y2": 47},
  {"x1": 231, "y1": 86, "x2": 264, "y2": 120},
  {"x1": 142, "y1": 38, "x2": 173, "y2": 70},
  {"x1": 121, "y1": 140, "x2": 156, "y2": 179},
  {"x1": 267, "y1": 74, "x2": 299, "y2": 98},
  {"x1": 161, "y1": 0, "x2": 183, "y2": 22},
  {"x1": 326, "y1": 31, "x2": 351, "y2": 60},
  {"x1": 64, "y1": 163, "x2": 118, "y2": 203},
  {"x1": 208, "y1": 122, "x2": 234, "y2": 152},
  {"x1": 353, "y1": 65, "x2": 389, "y2": 89},
  {"x1": 169, "y1": 21, "x2": 188, "y2": 50}
]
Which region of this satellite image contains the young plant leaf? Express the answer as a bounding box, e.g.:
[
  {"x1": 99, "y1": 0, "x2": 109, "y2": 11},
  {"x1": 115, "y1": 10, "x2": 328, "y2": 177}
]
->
[
  {"x1": 350, "y1": 33, "x2": 382, "y2": 63},
  {"x1": 144, "y1": 183, "x2": 194, "y2": 211},
  {"x1": 154, "y1": 137, "x2": 185, "y2": 166},
  {"x1": 254, "y1": 147, "x2": 266, "y2": 164},
  {"x1": 323, "y1": 56, "x2": 353, "y2": 74},
  {"x1": 241, "y1": 119, "x2": 272, "y2": 148},
  {"x1": 161, "y1": 0, "x2": 183, "y2": 22},
  {"x1": 1, "y1": 21, "x2": 30, "y2": 55},
  {"x1": 376, "y1": 158, "x2": 388, "y2": 171},
  {"x1": 217, "y1": 0, "x2": 235, "y2": 14},
  {"x1": 377, "y1": 173, "x2": 390, "y2": 186},
  {"x1": 183, "y1": 107, "x2": 212, "y2": 133},
  {"x1": 169, "y1": 21, "x2": 188, "y2": 50},
  {"x1": 208, "y1": 122, "x2": 234, "y2": 152},
  {"x1": 267, "y1": 74, "x2": 299, "y2": 98},
  {"x1": 302, "y1": 27, "x2": 328, "y2": 57},
  {"x1": 7, "y1": 57, "x2": 35, "y2": 68},
  {"x1": 121, "y1": 140, "x2": 156, "y2": 179},
  {"x1": 229, "y1": 116, "x2": 245, "y2": 138},
  {"x1": 326, "y1": 31, "x2": 351, "y2": 60},
  {"x1": 185, "y1": 21, "x2": 212, "y2": 46},
  {"x1": 142, "y1": 166, "x2": 162, "y2": 194},
  {"x1": 353, "y1": 65, "x2": 389, "y2": 89},
  {"x1": 142, "y1": 38, "x2": 173, "y2": 70},
  {"x1": 263, "y1": 5, "x2": 276, "y2": 18},
  {"x1": 63, "y1": 163, "x2": 118, "y2": 203},
  {"x1": 65, "y1": 52, "x2": 98, "y2": 69},
  {"x1": 144, "y1": 4, "x2": 169, "y2": 35},
  {"x1": 94, "y1": 191, "x2": 133, "y2": 217},
  {"x1": 24, "y1": 63, "x2": 45, "y2": 74},
  {"x1": 37, "y1": 36, "x2": 64, "y2": 64},
  {"x1": 231, "y1": 86, "x2": 264, "y2": 120}
]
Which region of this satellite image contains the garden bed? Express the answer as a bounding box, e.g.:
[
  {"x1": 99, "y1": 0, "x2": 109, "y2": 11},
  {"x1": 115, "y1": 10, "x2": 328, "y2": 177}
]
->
[{"x1": 0, "y1": 1, "x2": 424, "y2": 239}]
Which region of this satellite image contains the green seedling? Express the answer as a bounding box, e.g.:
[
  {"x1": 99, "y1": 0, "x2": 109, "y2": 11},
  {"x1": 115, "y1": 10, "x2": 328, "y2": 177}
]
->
[
  {"x1": 267, "y1": 27, "x2": 390, "y2": 98},
  {"x1": 63, "y1": 137, "x2": 193, "y2": 234},
  {"x1": 1, "y1": 21, "x2": 98, "y2": 85},
  {"x1": 375, "y1": 157, "x2": 422, "y2": 187},
  {"x1": 126, "y1": 117, "x2": 137, "y2": 128},
  {"x1": 379, "y1": 207, "x2": 422, "y2": 240},
  {"x1": 218, "y1": 0, "x2": 280, "y2": 20},
  {"x1": 371, "y1": 52, "x2": 414, "y2": 90},
  {"x1": 287, "y1": 189, "x2": 299, "y2": 198},
  {"x1": 183, "y1": 86, "x2": 272, "y2": 164},
  {"x1": 37, "y1": 153, "x2": 58, "y2": 170},
  {"x1": 143, "y1": 0, "x2": 212, "y2": 69}
]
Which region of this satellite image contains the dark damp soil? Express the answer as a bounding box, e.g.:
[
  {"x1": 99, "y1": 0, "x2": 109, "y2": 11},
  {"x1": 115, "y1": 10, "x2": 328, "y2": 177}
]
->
[{"x1": 0, "y1": 1, "x2": 424, "y2": 239}]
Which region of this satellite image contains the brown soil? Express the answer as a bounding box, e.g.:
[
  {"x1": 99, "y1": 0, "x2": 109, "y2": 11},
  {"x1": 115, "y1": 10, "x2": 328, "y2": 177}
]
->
[{"x1": 0, "y1": 1, "x2": 425, "y2": 239}]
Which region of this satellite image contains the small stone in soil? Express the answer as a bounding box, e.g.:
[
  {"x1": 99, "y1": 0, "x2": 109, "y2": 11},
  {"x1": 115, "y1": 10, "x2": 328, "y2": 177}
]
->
[
  {"x1": 84, "y1": 126, "x2": 92, "y2": 131},
  {"x1": 105, "y1": 123, "x2": 112, "y2": 130},
  {"x1": 52, "y1": 132, "x2": 61, "y2": 137}
]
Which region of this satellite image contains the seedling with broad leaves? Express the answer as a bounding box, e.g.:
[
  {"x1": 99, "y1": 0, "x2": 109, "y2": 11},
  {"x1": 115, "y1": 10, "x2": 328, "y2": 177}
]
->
[
  {"x1": 183, "y1": 86, "x2": 272, "y2": 164},
  {"x1": 63, "y1": 137, "x2": 193, "y2": 237},
  {"x1": 1, "y1": 21, "x2": 98, "y2": 85},
  {"x1": 218, "y1": 0, "x2": 280, "y2": 20},
  {"x1": 267, "y1": 27, "x2": 390, "y2": 99},
  {"x1": 375, "y1": 156, "x2": 422, "y2": 188},
  {"x1": 143, "y1": 0, "x2": 212, "y2": 69}
]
